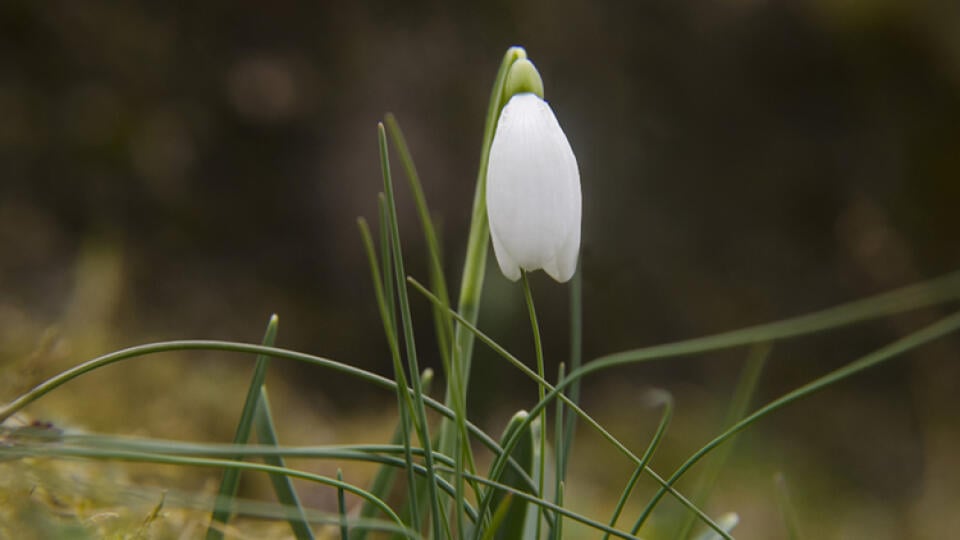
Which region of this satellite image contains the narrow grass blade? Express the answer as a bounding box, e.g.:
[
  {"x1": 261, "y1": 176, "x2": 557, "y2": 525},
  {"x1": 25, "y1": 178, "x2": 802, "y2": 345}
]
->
[
  {"x1": 378, "y1": 195, "x2": 397, "y2": 332},
  {"x1": 355, "y1": 422, "x2": 400, "y2": 537},
  {"x1": 584, "y1": 271, "x2": 960, "y2": 377},
  {"x1": 675, "y1": 344, "x2": 769, "y2": 539},
  {"x1": 392, "y1": 370, "x2": 440, "y2": 540},
  {"x1": 488, "y1": 411, "x2": 535, "y2": 540},
  {"x1": 355, "y1": 369, "x2": 433, "y2": 540},
  {"x1": 603, "y1": 390, "x2": 673, "y2": 540},
  {"x1": 522, "y1": 417, "x2": 544, "y2": 540},
  {"x1": 552, "y1": 363, "x2": 566, "y2": 540},
  {"x1": 11, "y1": 438, "x2": 486, "y2": 527},
  {"x1": 479, "y1": 494, "x2": 514, "y2": 540},
  {"x1": 384, "y1": 113, "x2": 477, "y2": 539},
  {"x1": 7, "y1": 437, "x2": 638, "y2": 540},
  {"x1": 554, "y1": 482, "x2": 564, "y2": 540},
  {"x1": 358, "y1": 217, "x2": 422, "y2": 531},
  {"x1": 13, "y1": 445, "x2": 413, "y2": 534},
  {"x1": 384, "y1": 114, "x2": 453, "y2": 370},
  {"x1": 338, "y1": 469, "x2": 349, "y2": 540},
  {"x1": 462, "y1": 473, "x2": 633, "y2": 540},
  {"x1": 254, "y1": 387, "x2": 314, "y2": 540},
  {"x1": 396, "y1": 440, "x2": 447, "y2": 540},
  {"x1": 378, "y1": 122, "x2": 444, "y2": 538},
  {"x1": 561, "y1": 262, "x2": 582, "y2": 483},
  {"x1": 775, "y1": 473, "x2": 803, "y2": 540},
  {"x1": 206, "y1": 314, "x2": 279, "y2": 540}
]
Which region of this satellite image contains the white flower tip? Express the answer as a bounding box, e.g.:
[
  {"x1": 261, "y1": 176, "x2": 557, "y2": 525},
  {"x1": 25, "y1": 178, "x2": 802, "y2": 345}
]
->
[
  {"x1": 543, "y1": 256, "x2": 574, "y2": 283},
  {"x1": 490, "y1": 225, "x2": 522, "y2": 281}
]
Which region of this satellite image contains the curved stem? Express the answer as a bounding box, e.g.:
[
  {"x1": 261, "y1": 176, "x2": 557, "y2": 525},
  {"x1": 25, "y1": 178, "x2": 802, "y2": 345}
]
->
[{"x1": 521, "y1": 271, "x2": 549, "y2": 539}]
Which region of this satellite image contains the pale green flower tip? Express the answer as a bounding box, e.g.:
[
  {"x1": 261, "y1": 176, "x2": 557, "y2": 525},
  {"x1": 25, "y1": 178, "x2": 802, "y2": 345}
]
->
[
  {"x1": 503, "y1": 58, "x2": 544, "y2": 100},
  {"x1": 506, "y1": 45, "x2": 528, "y2": 60}
]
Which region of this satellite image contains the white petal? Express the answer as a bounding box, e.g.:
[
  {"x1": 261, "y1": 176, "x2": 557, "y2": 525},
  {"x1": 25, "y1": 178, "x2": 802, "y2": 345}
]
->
[
  {"x1": 544, "y1": 214, "x2": 580, "y2": 283},
  {"x1": 486, "y1": 93, "x2": 581, "y2": 282},
  {"x1": 490, "y1": 220, "x2": 522, "y2": 281}
]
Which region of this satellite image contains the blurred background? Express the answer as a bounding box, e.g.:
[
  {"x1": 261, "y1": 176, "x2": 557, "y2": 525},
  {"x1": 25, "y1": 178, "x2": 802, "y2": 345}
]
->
[{"x1": 2, "y1": 1, "x2": 960, "y2": 538}]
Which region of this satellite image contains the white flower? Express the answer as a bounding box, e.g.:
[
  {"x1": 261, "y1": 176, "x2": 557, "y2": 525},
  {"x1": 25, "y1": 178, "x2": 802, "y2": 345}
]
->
[{"x1": 486, "y1": 92, "x2": 581, "y2": 283}]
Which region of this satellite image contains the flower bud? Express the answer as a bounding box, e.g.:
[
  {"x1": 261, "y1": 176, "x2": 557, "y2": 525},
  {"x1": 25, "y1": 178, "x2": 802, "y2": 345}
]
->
[
  {"x1": 502, "y1": 59, "x2": 544, "y2": 100},
  {"x1": 486, "y1": 59, "x2": 581, "y2": 283}
]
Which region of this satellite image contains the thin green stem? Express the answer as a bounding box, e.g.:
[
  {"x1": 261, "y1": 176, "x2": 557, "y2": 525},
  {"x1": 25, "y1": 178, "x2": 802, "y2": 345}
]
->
[{"x1": 521, "y1": 271, "x2": 548, "y2": 540}]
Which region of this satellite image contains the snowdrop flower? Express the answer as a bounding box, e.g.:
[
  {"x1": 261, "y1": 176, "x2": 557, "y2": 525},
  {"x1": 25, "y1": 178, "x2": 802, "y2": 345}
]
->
[{"x1": 486, "y1": 58, "x2": 581, "y2": 283}]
